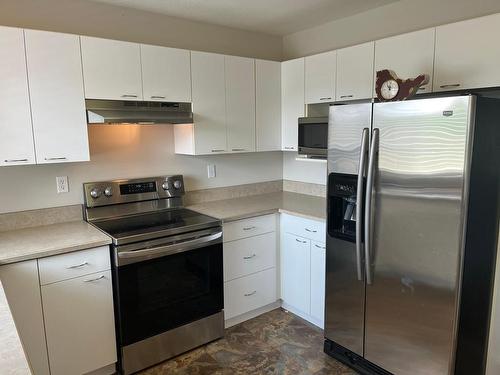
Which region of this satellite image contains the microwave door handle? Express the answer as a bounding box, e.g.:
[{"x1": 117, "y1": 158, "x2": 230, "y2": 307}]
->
[
  {"x1": 356, "y1": 128, "x2": 369, "y2": 281},
  {"x1": 364, "y1": 128, "x2": 379, "y2": 285},
  {"x1": 117, "y1": 231, "x2": 222, "y2": 266}
]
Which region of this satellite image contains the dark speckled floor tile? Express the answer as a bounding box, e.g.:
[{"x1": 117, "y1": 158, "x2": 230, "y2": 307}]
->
[{"x1": 140, "y1": 308, "x2": 355, "y2": 375}]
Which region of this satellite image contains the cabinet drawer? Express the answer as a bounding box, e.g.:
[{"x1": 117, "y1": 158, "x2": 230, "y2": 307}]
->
[
  {"x1": 281, "y1": 214, "x2": 325, "y2": 243},
  {"x1": 224, "y1": 268, "x2": 276, "y2": 320},
  {"x1": 223, "y1": 214, "x2": 276, "y2": 242},
  {"x1": 38, "y1": 246, "x2": 110, "y2": 285},
  {"x1": 224, "y1": 232, "x2": 276, "y2": 282}
]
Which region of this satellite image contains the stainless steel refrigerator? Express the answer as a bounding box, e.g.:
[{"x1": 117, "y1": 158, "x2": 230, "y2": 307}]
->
[{"x1": 324, "y1": 95, "x2": 499, "y2": 375}]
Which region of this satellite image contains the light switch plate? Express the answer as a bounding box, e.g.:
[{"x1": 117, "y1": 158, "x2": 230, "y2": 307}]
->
[
  {"x1": 207, "y1": 164, "x2": 216, "y2": 179},
  {"x1": 56, "y1": 176, "x2": 69, "y2": 193}
]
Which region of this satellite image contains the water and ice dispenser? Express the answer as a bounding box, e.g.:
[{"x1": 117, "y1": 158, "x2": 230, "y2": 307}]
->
[{"x1": 327, "y1": 173, "x2": 360, "y2": 242}]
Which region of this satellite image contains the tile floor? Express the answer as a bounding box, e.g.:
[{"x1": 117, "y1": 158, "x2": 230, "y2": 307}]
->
[{"x1": 140, "y1": 308, "x2": 356, "y2": 375}]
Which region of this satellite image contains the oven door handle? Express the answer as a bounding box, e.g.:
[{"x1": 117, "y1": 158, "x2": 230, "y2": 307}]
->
[{"x1": 116, "y1": 231, "x2": 222, "y2": 266}]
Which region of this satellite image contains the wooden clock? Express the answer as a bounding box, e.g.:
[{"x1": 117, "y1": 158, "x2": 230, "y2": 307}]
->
[{"x1": 375, "y1": 69, "x2": 429, "y2": 102}]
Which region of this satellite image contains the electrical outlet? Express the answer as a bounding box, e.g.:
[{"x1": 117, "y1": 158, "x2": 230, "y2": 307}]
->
[
  {"x1": 56, "y1": 176, "x2": 69, "y2": 194},
  {"x1": 207, "y1": 164, "x2": 216, "y2": 178}
]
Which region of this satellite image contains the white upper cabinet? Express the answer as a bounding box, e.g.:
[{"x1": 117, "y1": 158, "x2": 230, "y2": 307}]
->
[
  {"x1": 141, "y1": 45, "x2": 191, "y2": 102},
  {"x1": 225, "y1": 55, "x2": 255, "y2": 152},
  {"x1": 190, "y1": 51, "x2": 227, "y2": 154},
  {"x1": 374, "y1": 28, "x2": 435, "y2": 95},
  {"x1": 256, "y1": 59, "x2": 281, "y2": 152},
  {"x1": 0, "y1": 26, "x2": 35, "y2": 167},
  {"x1": 305, "y1": 50, "x2": 336, "y2": 104},
  {"x1": 336, "y1": 42, "x2": 375, "y2": 101},
  {"x1": 434, "y1": 13, "x2": 500, "y2": 92},
  {"x1": 281, "y1": 57, "x2": 304, "y2": 151},
  {"x1": 81, "y1": 36, "x2": 143, "y2": 100},
  {"x1": 25, "y1": 30, "x2": 89, "y2": 164}
]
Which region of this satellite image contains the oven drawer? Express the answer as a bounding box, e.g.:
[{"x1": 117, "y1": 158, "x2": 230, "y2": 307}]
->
[
  {"x1": 224, "y1": 232, "x2": 276, "y2": 282},
  {"x1": 281, "y1": 213, "x2": 326, "y2": 243},
  {"x1": 224, "y1": 268, "x2": 277, "y2": 320},
  {"x1": 38, "y1": 246, "x2": 110, "y2": 285},
  {"x1": 223, "y1": 214, "x2": 276, "y2": 242}
]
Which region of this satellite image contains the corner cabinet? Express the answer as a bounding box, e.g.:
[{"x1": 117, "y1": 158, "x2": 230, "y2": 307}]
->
[
  {"x1": 0, "y1": 26, "x2": 36, "y2": 166},
  {"x1": 434, "y1": 13, "x2": 500, "y2": 92},
  {"x1": 25, "y1": 30, "x2": 89, "y2": 164},
  {"x1": 281, "y1": 57, "x2": 304, "y2": 151},
  {"x1": 0, "y1": 247, "x2": 117, "y2": 375}
]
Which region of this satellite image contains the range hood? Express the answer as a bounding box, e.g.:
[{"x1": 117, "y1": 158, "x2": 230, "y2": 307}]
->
[{"x1": 86, "y1": 99, "x2": 193, "y2": 125}]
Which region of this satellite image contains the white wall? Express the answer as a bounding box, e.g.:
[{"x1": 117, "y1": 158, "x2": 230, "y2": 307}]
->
[
  {"x1": 0, "y1": 126, "x2": 283, "y2": 214},
  {"x1": 282, "y1": 153, "x2": 327, "y2": 185},
  {"x1": 283, "y1": 0, "x2": 500, "y2": 59}
]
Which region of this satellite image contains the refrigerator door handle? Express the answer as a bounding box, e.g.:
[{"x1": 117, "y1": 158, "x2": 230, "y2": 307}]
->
[
  {"x1": 355, "y1": 128, "x2": 369, "y2": 281},
  {"x1": 364, "y1": 128, "x2": 379, "y2": 285}
]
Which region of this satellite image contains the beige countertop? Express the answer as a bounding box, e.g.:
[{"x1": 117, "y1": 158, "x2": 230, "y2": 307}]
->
[
  {"x1": 0, "y1": 221, "x2": 111, "y2": 265},
  {"x1": 187, "y1": 191, "x2": 326, "y2": 222},
  {"x1": 0, "y1": 280, "x2": 31, "y2": 374}
]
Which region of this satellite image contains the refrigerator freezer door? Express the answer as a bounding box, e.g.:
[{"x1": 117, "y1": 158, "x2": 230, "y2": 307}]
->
[
  {"x1": 325, "y1": 103, "x2": 372, "y2": 356},
  {"x1": 365, "y1": 96, "x2": 474, "y2": 375}
]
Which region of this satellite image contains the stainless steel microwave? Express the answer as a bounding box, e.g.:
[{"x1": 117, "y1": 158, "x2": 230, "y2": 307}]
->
[{"x1": 298, "y1": 116, "x2": 328, "y2": 158}]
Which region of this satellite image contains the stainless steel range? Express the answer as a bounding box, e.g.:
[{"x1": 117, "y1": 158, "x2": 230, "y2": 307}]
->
[{"x1": 83, "y1": 175, "x2": 224, "y2": 375}]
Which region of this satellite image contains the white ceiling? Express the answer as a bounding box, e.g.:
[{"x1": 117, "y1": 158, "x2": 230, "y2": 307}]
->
[{"x1": 88, "y1": 0, "x2": 400, "y2": 36}]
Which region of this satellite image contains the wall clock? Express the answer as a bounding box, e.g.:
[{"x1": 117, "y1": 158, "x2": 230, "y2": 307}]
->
[{"x1": 375, "y1": 69, "x2": 429, "y2": 102}]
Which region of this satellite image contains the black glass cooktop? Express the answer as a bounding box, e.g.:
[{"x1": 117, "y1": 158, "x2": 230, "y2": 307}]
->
[{"x1": 93, "y1": 208, "x2": 220, "y2": 245}]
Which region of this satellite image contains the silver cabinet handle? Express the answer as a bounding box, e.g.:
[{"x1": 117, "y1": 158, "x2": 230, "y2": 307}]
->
[
  {"x1": 211, "y1": 149, "x2": 225, "y2": 153},
  {"x1": 364, "y1": 128, "x2": 379, "y2": 286},
  {"x1": 4, "y1": 158, "x2": 28, "y2": 163},
  {"x1": 356, "y1": 128, "x2": 369, "y2": 282},
  {"x1": 151, "y1": 95, "x2": 166, "y2": 99},
  {"x1": 284, "y1": 146, "x2": 295, "y2": 150},
  {"x1": 418, "y1": 87, "x2": 426, "y2": 91},
  {"x1": 296, "y1": 238, "x2": 307, "y2": 243},
  {"x1": 45, "y1": 157, "x2": 67, "y2": 161},
  {"x1": 439, "y1": 84, "x2": 460, "y2": 89},
  {"x1": 340, "y1": 95, "x2": 354, "y2": 99},
  {"x1": 84, "y1": 275, "x2": 105, "y2": 283},
  {"x1": 244, "y1": 291, "x2": 257, "y2": 297},
  {"x1": 67, "y1": 261, "x2": 88, "y2": 269},
  {"x1": 319, "y1": 97, "x2": 332, "y2": 101},
  {"x1": 232, "y1": 148, "x2": 246, "y2": 151},
  {"x1": 305, "y1": 228, "x2": 317, "y2": 233},
  {"x1": 314, "y1": 244, "x2": 325, "y2": 249},
  {"x1": 243, "y1": 254, "x2": 256, "y2": 260},
  {"x1": 243, "y1": 226, "x2": 256, "y2": 231},
  {"x1": 121, "y1": 94, "x2": 138, "y2": 98}
]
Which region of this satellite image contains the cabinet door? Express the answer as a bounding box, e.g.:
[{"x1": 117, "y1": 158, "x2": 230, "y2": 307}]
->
[
  {"x1": 434, "y1": 13, "x2": 500, "y2": 92},
  {"x1": 191, "y1": 51, "x2": 227, "y2": 154},
  {"x1": 375, "y1": 28, "x2": 435, "y2": 95},
  {"x1": 281, "y1": 57, "x2": 304, "y2": 151},
  {"x1": 81, "y1": 36, "x2": 143, "y2": 100},
  {"x1": 305, "y1": 51, "x2": 336, "y2": 104},
  {"x1": 310, "y1": 241, "x2": 326, "y2": 328},
  {"x1": 41, "y1": 271, "x2": 117, "y2": 375},
  {"x1": 256, "y1": 59, "x2": 281, "y2": 151},
  {"x1": 282, "y1": 233, "x2": 310, "y2": 314},
  {"x1": 225, "y1": 55, "x2": 255, "y2": 152},
  {"x1": 0, "y1": 261, "x2": 50, "y2": 375},
  {"x1": 25, "y1": 30, "x2": 89, "y2": 164},
  {"x1": 336, "y1": 42, "x2": 374, "y2": 101},
  {"x1": 141, "y1": 44, "x2": 191, "y2": 102},
  {"x1": 0, "y1": 27, "x2": 35, "y2": 167}
]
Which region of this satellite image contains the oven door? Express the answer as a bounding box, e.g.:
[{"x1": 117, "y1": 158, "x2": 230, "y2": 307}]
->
[
  {"x1": 112, "y1": 228, "x2": 223, "y2": 347},
  {"x1": 298, "y1": 117, "x2": 328, "y2": 157}
]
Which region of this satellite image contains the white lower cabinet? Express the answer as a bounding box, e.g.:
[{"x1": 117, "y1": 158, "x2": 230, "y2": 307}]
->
[
  {"x1": 41, "y1": 270, "x2": 116, "y2": 375},
  {"x1": 310, "y1": 241, "x2": 326, "y2": 327}
]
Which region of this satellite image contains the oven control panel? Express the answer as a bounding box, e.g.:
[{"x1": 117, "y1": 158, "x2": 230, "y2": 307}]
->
[{"x1": 83, "y1": 175, "x2": 185, "y2": 208}]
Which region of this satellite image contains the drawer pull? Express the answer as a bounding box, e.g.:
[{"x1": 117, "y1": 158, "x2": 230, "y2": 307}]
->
[
  {"x1": 84, "y1": 275, "x2": 105, "y2": 283},
  {"x1": 296, "y1": 238, "x2": 307, "y2": 243},
  {"x1": 314, "y1": 244, "x2": 326, "y2": 249},
  {"x1": 243, "y1": 254, "x2": 256, "y2": 260},
  {"x1": 305, "y1": 228, "x2": 317, "y2": 233},
  {"x1": 66, "y1": 261, "x2": 89, "y2": 269},
  {"x1": 244, "y1": 290, "x2": 257, "y2": 297},
  {"x1": 243, "y1": 226, "x2": 256, "y2": 231}
]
